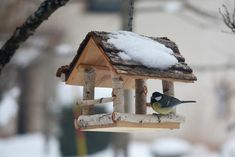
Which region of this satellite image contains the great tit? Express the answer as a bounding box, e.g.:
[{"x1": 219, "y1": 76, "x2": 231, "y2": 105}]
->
[{"x1": 150, "y1": 92, "x2": 196, "y2": 115}]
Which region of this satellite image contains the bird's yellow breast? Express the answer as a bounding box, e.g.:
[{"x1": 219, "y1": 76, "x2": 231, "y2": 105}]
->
[{"x1": 151, "y1": 102, "x2": 175, "y2": 115}]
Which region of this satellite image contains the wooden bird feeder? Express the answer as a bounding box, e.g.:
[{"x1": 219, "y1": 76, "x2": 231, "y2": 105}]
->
[{"x1": 56, "y1": 31, "x2": 197, "y2": 132}]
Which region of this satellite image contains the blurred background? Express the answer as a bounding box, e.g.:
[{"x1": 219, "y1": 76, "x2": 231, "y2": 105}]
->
[{"x1": 0, "y1": 0, "x2": 235, "y2": 157}]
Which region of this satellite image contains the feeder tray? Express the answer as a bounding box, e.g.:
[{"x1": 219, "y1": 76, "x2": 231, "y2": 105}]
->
[{"x1": 75, "y1": 112, "x2": 185, "y2": 132}]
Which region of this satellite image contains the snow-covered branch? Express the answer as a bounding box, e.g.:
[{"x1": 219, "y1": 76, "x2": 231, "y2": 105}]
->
[{"x1": 0, "y1": 0, "x2": 70, "y2": 74}]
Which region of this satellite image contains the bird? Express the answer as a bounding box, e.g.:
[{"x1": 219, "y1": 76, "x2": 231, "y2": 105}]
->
[{"x1": 150, "y1": 91, "x2": 196, "y2": 115}]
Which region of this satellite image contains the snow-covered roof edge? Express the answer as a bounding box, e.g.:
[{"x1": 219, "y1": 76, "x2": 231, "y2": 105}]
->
[{"x1": 56, "y1": 31, "x2": 197, "y2": 82}]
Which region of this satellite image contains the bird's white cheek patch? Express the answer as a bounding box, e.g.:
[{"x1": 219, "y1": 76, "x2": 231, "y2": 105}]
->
[{"x1": 155, "y1": 96, "x2": 162, "y2": 101}]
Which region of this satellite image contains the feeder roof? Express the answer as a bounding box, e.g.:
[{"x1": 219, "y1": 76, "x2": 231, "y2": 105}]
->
[{"x1": 56, "y1": 31, "x2": 197, "y2": 88}]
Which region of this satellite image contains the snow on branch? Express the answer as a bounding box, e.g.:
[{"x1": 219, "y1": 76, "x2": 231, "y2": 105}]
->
[{"x1": 0, "y1": 0, "x2": 70, "y2": 74}]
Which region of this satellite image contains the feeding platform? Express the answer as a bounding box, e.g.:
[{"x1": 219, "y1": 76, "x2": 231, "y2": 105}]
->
[
  {"x1": 75, "y1": 112, "x2": 185, "y2": 132},
  {"x1": 56, "y1": 31, "x2": 197, "y2": 132}
]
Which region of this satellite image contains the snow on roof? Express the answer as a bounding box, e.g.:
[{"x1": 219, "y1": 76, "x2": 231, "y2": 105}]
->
[
  {"x1": 108, "y1": 31, "x2": 178, "y2": 70},
  {"x1": 0, "y1": 87, "x2": 20, "y2": 126},
  {"x1": 56, "y1": 31, "x2": 197, "y2": 84}
]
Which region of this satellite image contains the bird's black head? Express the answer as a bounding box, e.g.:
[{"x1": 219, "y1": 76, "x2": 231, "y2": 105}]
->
[{"x1": 151, "y1": 92, "x2": 163, "y2": 103}]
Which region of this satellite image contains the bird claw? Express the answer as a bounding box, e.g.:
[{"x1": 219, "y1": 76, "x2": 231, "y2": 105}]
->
[{"x1": 152, "y1": 113, "x2": 161, "y2": 123}]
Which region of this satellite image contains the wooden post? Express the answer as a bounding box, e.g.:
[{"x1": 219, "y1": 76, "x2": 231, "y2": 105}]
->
[
  {"x1": 135, "y1": 79, "x2": 147, "y2": 114},
  {"x1": 112, "y1": 75, "x2": 124, "y2": 113},
  {"x1": 82, "y1": 68, "x2": 95, "y2": 115},
  {"x1": 162, "y1": 80, "x2": 175, "y2": 114}
]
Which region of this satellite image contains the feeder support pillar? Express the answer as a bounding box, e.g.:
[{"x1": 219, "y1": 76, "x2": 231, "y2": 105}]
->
[
  {"x1": 112, "y1": 75, "x2": 124, "y2": 113},
  {"x1": 135, "y1": 79, "x2": 147, "y2": 114},
  {"x1": 162, "y1": 80, "x2": 175, "y2": 114},
  {"x1": 82, "y1": 68, "x2": 96, "y2": 115}
]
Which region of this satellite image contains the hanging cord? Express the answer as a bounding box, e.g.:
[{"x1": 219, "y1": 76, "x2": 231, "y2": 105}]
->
[{"x1": 128, "y1": 0, "x2": 135, "y2": 31}]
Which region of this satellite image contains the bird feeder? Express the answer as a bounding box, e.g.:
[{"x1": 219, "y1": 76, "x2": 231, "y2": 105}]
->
[{"x1": 56, "y1": 31, "x2": 197, "y2": 132}]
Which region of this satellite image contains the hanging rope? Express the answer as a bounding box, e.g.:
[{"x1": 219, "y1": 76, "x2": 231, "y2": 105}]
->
[
  {"x1": 128, "y1": 0, "x2": 135, "y2": 31},
  {"x1": 127, "y1": 0, "x2": 147, "y2": 114}
]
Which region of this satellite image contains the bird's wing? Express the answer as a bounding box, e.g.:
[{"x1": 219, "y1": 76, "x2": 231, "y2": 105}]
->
[{"x1": 160, "y1": 95, "x2": 181, "y2": 108}]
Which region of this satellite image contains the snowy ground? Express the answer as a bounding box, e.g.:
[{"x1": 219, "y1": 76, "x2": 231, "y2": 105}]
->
[
  {"x1": 90, "y1": 138, "x2": 219, "y2": 157},
  {"x1": 1, "y1": 134, "x2": 235, "y2": 157},
  {"x1": 0, "y1": 87, "x2": 20, "y2": 127},
  {"x1": 0, "y1": 134, "x2": 61, "y2": 157},
  {"x1": 1, "y1": 85, "x2": 235, "y2": 157}
]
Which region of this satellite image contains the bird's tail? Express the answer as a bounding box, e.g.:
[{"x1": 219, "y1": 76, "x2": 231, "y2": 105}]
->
[{"x1": 181, "y1": 100, "x2": 196, "y2": 103}]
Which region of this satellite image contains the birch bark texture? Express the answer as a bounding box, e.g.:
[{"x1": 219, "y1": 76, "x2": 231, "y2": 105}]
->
[
  {"x1": 112, "y1": 75, "x2": 124, "y2": 113},
  {"x1": 82, "y1": 68, "x2": 95, "y2": 115}
]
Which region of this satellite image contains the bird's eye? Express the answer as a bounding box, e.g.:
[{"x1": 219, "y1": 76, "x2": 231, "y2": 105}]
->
[{"x1": 155, "y1": 96, "x2": 162, "y2": 101}]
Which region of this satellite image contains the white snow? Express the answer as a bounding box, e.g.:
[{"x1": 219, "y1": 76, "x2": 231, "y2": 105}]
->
[
  {"x1": 56, "y1": 82, "x2": 83, "y2": 107},
  {"x1": 118, "y1": 52, "x2": 132, "y2": 60},
  {"x1": 184, "y1": 144, "x2": 219, "y2": 157},
  {"x1": 221, "y1": 137, "x2": 235, "y2": 157},
  {"x1": 129, "y1": 142, "x2": 152, "y2": 157},
  {"x1": 0, "y1": 87, "x2": 20, "y2": 126},
  {"x1": 89, "y1": 142, "x2": 152, "y2": 157},
  {"x1": 151, "y1": 137, "x2": 193, "y2": 156},
  {"x1": 89, "y1": 146, "x2": 113, "y2": 157},
  {"x1": 95, "y1": 87, "x2": 113, "y2": 112},
  {"x1": 108, "y1": 31, "x2": 178, "y2": 70},
  {"x1": 0, "y1": 134, "x2": 61, "y2": 157},
  {"x1": 55, "y1": 44, "x2": 73, "y2": 56},
  {"x1": 12, "y1": 48, "x2": 40, "y2": 67},
  {"x1": 164, "y1": 2, "x2": 183, "y2": 13},
  {"x1": 56, "y1": 83, "x2": 113, "y2": 112}
]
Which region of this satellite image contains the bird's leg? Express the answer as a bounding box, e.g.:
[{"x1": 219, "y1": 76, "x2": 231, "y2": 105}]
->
[{"x1": 152, "y1": 113, "x2": 162, "y2": 123}]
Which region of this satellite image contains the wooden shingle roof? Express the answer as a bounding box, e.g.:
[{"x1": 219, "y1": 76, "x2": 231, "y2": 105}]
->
[{"x1": 56, "y1": 31, "x2": 197, "y2": 88}]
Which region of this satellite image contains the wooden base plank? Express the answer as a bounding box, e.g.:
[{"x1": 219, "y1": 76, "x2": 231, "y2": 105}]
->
[{"x1": 75, "y1": 112, "x2": 185, "y2": 132}]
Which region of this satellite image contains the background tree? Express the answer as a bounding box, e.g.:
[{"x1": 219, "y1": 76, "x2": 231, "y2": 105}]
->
[
  {"x1": 219, "y1": 0, "x2": 235, "y2": 33},
  {"x1": 0, "y1": 0, "x2": 70, "y2": 74}
]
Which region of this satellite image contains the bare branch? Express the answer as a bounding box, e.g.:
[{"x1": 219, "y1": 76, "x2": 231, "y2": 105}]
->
[
  {"x1": 219, "y1": 2, "x2": 235, "y2": 33},
  {"x1": 233, "y1": 0, "x2": 235, "y2": 23},
  {"x1": 128, "y1": 0, "x2": 135, "y2": 31},
  {"x1": 0, "y1": 0, "x2": 70, "y2": 74}
]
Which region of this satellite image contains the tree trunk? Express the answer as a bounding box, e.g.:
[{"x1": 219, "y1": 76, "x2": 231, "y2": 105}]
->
[{"x1": 0, "y1": 0, "x2": 70, "y2": 74}]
